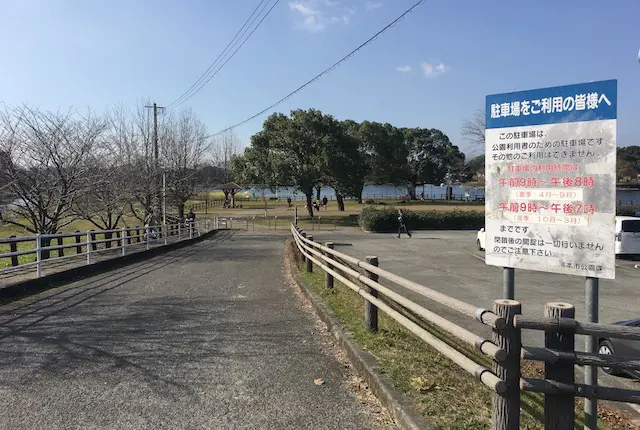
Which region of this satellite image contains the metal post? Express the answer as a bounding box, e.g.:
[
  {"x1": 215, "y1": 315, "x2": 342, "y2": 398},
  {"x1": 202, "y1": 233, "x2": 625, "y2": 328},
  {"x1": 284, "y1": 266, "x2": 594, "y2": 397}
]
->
[
  {"x1": 274, "y1": 216, "x2": 277, "y2": 230},
  {"x1": 189, "y1": 222, "x2": 193, "y2": 239},
  {"x1": 164, "y1": 224, "x2": 168, "y2": 245},
  {"x1": 364, "y1": 256, "x2": 379, "y2": 332},
  {"x1": 121, "y1": 228, "x2": 126, "y2": 256},
  {"x1": 325, "y1": 242, "x2": 334, "y2": 289},
  {"x1": 35, "y1": 234, "x2": 42, "y2": 278},
  {"x1": 318, "y1": 216, "x2": 321, "y2": 230},
  {"x1": 491, "y1": 299, "x2": 521, "y2": 430},
  {"x1": 162, "y1": 172, "x2": 166, "y2": 226},
  {"x1": 503, "y1": 267, "x2": 515, "y2": 299},
  {"x1": 544, "y1": 302, "x2": 575, "y2": 429},
  {"x1": 253, "y1": 216, "x2": 256, "y2": 231},
  {"x1": 306, "y1": 235, "x2": 313, "y2": 272},
  {"x1": 146, "y1": 226, "x2": 150, "y2": 250},
  {"x1": 295, "y1": 206, "x2": 298, "y2": 225},
  {"x1": 584, "y1": 277, "x2": 599, "y2": 430},
  {"x1": 86, "y1": 230, "x2": 92, "y2": 265},
  {"x1": 178, "y1": 223, "x2": 181, "y2": 239}
]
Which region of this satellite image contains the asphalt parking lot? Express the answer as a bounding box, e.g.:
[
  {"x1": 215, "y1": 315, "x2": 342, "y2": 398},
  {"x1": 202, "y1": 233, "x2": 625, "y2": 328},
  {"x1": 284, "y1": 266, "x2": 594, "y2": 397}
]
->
[{"x1": 309, "y1": 229, "x2": 640, "y2": 417}]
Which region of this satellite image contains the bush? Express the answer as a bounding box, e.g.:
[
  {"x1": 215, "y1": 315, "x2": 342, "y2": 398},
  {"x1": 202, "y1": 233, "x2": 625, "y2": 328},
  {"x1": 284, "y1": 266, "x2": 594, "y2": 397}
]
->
[
  {"x1": 617, "y1": 205, "x2": 640, "y2": 216},
  {"x1": 358, "y1": 206, "x2": 484, "y2": 232}
]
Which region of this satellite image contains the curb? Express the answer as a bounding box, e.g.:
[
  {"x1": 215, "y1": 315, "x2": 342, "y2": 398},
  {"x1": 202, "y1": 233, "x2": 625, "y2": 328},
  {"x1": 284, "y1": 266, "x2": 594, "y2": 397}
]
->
[
  {"x1": 0, "y1": 230, "x2": 218, "y2": 302},
  {"x1": 285, "y1": 250, "x2": 430, "y2": 430}
]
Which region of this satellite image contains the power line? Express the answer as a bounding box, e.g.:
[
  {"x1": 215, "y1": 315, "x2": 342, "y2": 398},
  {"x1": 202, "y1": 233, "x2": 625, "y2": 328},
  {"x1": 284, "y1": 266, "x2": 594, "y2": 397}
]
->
[
  {"x1": 168, "y1": 0, "x2": 269, "y2": 109},
  {"x1": 168, "y1": 0, "x2": 280, "y2": 110},
  {"x1": 208, "y1": 0, "x2": 426, "y2": 138}
]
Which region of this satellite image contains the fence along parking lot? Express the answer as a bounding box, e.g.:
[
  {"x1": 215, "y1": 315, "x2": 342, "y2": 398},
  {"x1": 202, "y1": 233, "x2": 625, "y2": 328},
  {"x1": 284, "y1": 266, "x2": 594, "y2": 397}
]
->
[{"x1": 291, "y1": 224, "x2": 640, "y2": 429}]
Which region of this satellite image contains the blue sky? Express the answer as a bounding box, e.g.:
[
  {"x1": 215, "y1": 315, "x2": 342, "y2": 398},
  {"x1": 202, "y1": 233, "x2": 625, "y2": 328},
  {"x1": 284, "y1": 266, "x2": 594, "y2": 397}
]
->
[{"x1": 1, "y1": 0, "x2": 639, "y2": 157}]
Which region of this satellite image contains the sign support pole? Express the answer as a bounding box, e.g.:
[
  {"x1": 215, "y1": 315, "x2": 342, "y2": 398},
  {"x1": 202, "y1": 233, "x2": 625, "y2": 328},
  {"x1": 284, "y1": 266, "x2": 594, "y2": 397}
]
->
[
  {"x1": 584, "y1": 276, "x2": 599, "y2": 430},
  {"x1": 503, "y1": 267, "x2": 515, "y2": 299}
]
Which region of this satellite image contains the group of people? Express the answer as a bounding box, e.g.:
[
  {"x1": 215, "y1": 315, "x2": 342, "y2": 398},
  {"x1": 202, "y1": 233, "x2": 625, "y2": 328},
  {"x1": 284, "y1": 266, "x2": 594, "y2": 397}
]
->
[{"x1": 288, "y1": 196, "x2": 329, "y2": 211}]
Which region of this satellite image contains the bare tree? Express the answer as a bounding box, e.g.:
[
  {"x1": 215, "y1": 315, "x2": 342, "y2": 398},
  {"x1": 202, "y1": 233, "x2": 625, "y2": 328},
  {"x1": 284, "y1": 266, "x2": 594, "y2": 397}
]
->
[
  {"x1": 108, "y1": 102, "x2": 157, "y2": 225},
  {"x1": 160, "y1": 108, "x2": 209, "y2": 218},
  {"x1": 0, "y1": 105, "x2": 106, "y2": 236},
  {"x1": 461, "y1": 109, "x2": 486, "y2": 152},
  {"x1": 210, "y1": 129, "x2": 241, "y2": 184},
  {"x1": 72, "y1": 160, "x2": 130, "y2": 246}
]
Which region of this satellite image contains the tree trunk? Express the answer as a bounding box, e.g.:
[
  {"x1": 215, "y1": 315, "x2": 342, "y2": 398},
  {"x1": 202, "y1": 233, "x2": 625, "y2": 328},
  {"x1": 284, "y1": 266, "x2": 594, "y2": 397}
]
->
[
  {"x1": 315, "y1": 186, "x2": 321, "y2": 201},
  {"x1": 223, "y1": 190, "x2": 230, "y2": 203},
  {"x1": 407, "y1": 183, "x2": 417, "y2": 200},
  {"x1": 336, "y1": 194, "x2": 345, "y2": 211},
  {"x1": 179, "y1": 204, "x2": 185, "y2": 219},
  {"x1": 356, "y1": 183, "x2": 364, "y2": 204},
  {"x1": 105, "y1": 231, "x2": 113, "y2": 249},
  {"x1": 231, "y1": 191, "x2": 236, "y2": 208},
  {"x1": 305, "y1": 193, "x2": 314, "y2": 218}
]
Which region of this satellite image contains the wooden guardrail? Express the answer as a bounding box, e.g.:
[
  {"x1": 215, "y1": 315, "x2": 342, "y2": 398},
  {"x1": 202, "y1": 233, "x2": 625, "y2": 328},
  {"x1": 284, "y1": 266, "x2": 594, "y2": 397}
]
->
[{"x1": 290, "y1": 224, "x2": 640, "y2": 430}]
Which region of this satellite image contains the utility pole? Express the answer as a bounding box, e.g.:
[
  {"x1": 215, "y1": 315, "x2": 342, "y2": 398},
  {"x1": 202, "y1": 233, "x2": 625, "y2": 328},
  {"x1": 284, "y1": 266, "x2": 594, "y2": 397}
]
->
[{"x1": 145, "y1": 102, "x2": 165, "y2": 225}]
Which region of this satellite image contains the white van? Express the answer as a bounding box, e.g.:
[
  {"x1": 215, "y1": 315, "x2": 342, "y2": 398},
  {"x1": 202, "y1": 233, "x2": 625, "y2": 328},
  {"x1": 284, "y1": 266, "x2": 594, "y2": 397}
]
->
[
  {"x1": 477, "y1": 216, "x2": 640, "y2": 256},
  {"x1": 615, "y1": 216, "x2": 640, "y2": 256}
]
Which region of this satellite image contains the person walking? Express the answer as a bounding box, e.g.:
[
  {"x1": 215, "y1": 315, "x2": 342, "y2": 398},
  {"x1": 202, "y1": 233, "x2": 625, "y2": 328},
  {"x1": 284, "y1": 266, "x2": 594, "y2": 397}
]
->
[{"x1": 397, "y1": 209, "x2": 412, "y2": 238}]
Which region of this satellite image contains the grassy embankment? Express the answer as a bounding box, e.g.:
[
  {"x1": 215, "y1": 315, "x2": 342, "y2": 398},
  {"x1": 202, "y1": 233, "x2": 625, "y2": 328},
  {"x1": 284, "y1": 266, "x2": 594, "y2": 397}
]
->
[{"x1": 290, "y1": 241, "x2": 629, "y2": 429}]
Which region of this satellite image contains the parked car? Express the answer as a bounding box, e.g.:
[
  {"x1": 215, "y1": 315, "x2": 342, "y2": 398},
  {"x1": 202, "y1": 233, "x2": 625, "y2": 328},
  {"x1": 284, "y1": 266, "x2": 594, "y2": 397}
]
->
[
  {"x1": 615, "y1": 216, "x2": 640, "y2": 256},
  {"x1": 598, "y1": 317, "x2": 640, "y2": 378},
  {"x1": 477, "y1": 228, "x2": 486, "y2": 251},
  {"x1": 476, "y1": 216, "x2": 640, "y2": 256}
]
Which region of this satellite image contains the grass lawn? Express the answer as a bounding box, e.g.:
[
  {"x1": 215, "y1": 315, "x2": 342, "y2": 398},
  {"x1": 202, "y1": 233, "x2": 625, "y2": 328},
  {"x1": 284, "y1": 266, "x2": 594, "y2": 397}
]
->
[
  {"x1": 190, "y1": 198, "x2": 484, "y2": 221},
  {"x1": 288, "y1": 241, "x2": 623, "y2": 429}
]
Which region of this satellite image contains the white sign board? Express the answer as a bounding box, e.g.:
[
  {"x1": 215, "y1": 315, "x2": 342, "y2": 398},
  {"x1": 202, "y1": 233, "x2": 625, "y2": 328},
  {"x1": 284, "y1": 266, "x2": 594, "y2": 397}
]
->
[{"x1": 485, "y1": 80, "x2": 617, "y2": 279}]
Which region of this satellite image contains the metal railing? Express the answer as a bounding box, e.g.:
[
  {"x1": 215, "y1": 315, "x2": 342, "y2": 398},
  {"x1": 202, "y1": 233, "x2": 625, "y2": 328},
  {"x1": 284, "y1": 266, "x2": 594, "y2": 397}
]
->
[
  {"x1": 0, "y1": 219, "x2": 209, "y2": 279},
  {"x1": 290, "y1": 224, "x2": 640, "y2": 430}
]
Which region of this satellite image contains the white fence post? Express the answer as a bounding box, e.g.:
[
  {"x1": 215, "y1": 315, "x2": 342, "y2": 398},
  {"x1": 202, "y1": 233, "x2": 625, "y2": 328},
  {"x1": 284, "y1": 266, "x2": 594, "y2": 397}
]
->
[
  {"x1": 121, "y1": 228, "x2": 126, "y2": 256},
  {"x1": 189, "y1": 222, "x2": 193, "y2": 239},
  {"x1": 164, "y1": 224, "x2": 168, "y2": 245},
  {"x1": 86, "y1": 230, "x2": 92, "y2": 265},
  {"x1": 178, "y1": 223, "x2": 182, "y2": 239},
  {"x1": 146, "y1": 226, "x2": 150, "y2": 250},
  {"x1": 36, "y1": 234, "x2": 42, "y2": 278}
]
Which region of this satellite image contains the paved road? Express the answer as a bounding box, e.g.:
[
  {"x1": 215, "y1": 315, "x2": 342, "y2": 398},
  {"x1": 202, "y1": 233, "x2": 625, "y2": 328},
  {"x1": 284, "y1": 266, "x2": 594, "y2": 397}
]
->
[
  {"x1": 309, "y1": 229, "x2": 640, "y2": 419},
  {"x1": 0, "y1": 230, "x2": 390, "y2": 429}
]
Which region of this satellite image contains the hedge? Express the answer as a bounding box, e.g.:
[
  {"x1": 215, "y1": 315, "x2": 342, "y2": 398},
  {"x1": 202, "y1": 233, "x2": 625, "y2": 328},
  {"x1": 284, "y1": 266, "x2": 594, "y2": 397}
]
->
[
  {"x1": 358, "y1": 207, "x2": 484, "y2": 232},
  {"x1": 616, "y1": 205, "x2": 640, "y2": 216}
]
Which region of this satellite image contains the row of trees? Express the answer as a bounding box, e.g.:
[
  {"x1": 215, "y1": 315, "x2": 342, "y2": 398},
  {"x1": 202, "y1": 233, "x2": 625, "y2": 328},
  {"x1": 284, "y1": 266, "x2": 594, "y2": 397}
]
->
[
  {"x1": 231, "y1": 109, "x2": 465, "y2": 217},
  {"x1": 0, "y1": 103, "x2": 240, "y2": 236}
]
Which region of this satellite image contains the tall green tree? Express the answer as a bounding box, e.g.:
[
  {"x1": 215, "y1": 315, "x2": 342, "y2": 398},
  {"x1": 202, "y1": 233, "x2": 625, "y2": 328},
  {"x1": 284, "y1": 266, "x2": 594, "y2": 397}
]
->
[
  {"x1": 320, "y1": 119, "x2": 368, "y2": 210},
  {"x1": 402, "y1": 128, "x2": 465, "y2": 199},
  {"x1": 357, "y1": 121, "x2": 408, "y2": 186},
  {"x1": 239, "y1": 109, "x2": 328, "y2": 217},
  {"x1": 617, "y1": 146, "x2": 640, "y2": 181}
]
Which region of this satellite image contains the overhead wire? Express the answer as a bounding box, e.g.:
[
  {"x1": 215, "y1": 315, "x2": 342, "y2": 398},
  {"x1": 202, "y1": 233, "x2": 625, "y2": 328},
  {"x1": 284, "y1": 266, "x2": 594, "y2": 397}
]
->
[
  {"x1": 168, "y1": 0, "x2": 280, "y2": 110},
  {"x1": 168, "y1": 0, "x2": 269, "y2": 109},
  {"x1": 207, "y1": 0, "x2": 426, "y2": 138}
]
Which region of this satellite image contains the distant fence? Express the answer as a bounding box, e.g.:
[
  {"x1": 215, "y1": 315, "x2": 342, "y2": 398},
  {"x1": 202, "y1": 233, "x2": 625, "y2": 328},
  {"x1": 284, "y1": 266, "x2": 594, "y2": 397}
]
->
[
  {"x1": 290, "y1": 224, "x2": 640, "y2": 430},
  {"x1": 0, "y1": 220, "x2": 209, "y2": 279},
  {"x1": 213, "y1": 215, "x2": 337, "y2": 231}
]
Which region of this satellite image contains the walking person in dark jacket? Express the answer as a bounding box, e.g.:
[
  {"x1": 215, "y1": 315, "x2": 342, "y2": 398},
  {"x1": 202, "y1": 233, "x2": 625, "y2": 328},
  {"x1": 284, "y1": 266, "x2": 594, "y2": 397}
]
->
[{"x1": 397, "y1": 209, "x2": 412, "y2": 238}]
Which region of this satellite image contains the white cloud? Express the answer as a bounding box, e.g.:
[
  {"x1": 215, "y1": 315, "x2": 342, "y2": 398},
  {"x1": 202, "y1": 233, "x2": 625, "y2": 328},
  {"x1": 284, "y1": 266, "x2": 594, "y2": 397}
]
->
[
  {"x1": 364, "y1": 1, "x2": 383, "y2": 10},
  {"x1": 396, "y1": 65, "x2": 412, "y2": 73},
  {"x1": 420, "y1": 62, "x2": 448, "y2": 78},
  {"x1": 289, "y1": 0, "x2": 354, "y2": 32}
]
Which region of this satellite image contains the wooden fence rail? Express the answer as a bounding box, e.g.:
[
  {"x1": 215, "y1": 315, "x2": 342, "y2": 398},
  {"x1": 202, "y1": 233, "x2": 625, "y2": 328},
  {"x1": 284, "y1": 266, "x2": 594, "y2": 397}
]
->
[{"x1": 290, "y1": 224, "x2": 640, "y2": 430}]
